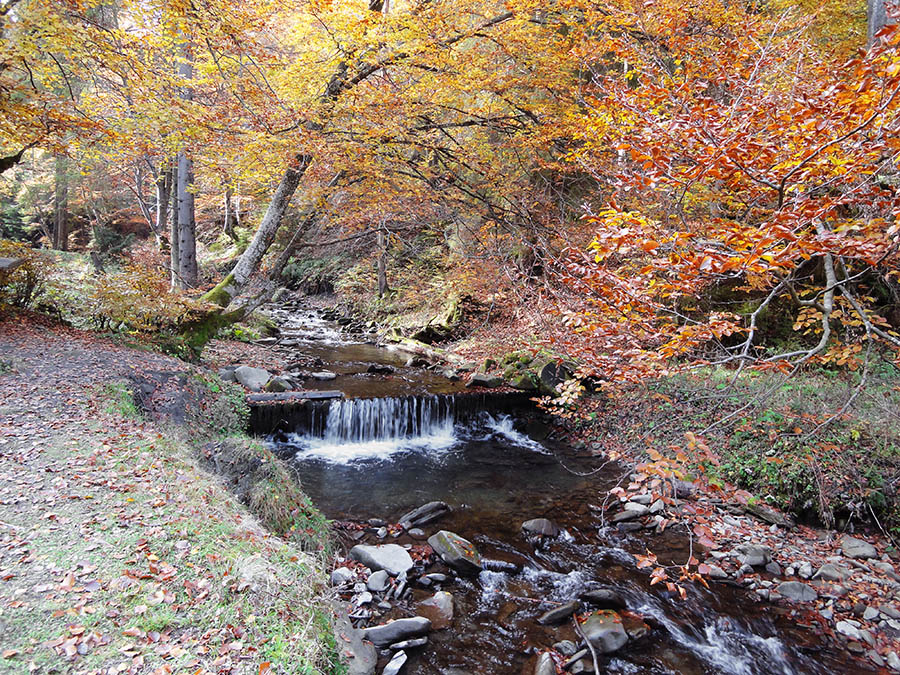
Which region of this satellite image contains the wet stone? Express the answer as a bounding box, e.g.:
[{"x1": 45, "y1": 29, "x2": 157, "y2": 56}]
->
[
  {"x1": 579, "y1": 589, "x2": 627, "y2": 610},
  {"x1": 579, "y1": 610, "x2": 629, "y2": 654},
  {"x1": 427, "y1": 531, "x2": 483, "y2": 575},
  {"x1": 389, "y1": 637, "x2": 427, "y2": 650},
  {"x1": 362, "y1": 617, "x2": 431, "y2": 647},
  {"x1": 537, "y1": 600, "x2": 580, "y2": 625},
  {"x1": 416, "y1": 591, "x2": 454, "y2": 630},
  {"x1": 331, "y1": 567, "x2": 354, "y2": 586},
  {"x1": 522, "y1": 518, "x2": 561, "y2": 537}
]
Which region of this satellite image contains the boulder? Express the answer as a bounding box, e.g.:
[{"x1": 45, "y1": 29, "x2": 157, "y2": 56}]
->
[
  {"x1": 362, "y1": 617, "x2": 431, "y2": 647},
  {"x1": 234, "y1": 366, "x2": 271, "y2": 392},
  {"x1": 466, "y1": 373, "x2": 503, "y2": 388},
  {"x1": 841, "y1": 535, "x2": 877, "y2": 559},
  {"x1": 366, "y1": 364, "x2": 395, "y2": 374},
  {"x1": 537, "y1": 360, "x2": 571, "y2": 395},
  {"x1": 776, "y1": 581, "x2": 817, "y2": 602},
  {"x1": 415, "y1": 591, "x2": 454, "y2": 630},
  {"x1": 508, "y1": 373, "x2": 538, "y2": 391},
  {"x1": 522, "y1": 518, "x2": 561, "y2": 537},
  {"x1": 537, "y1": 600, "x2": 580, "y2": 625},
  {"x1": 349, "y1": 544, "x2": 414, "y2": 577},
  {"x1": 579, "y1": 610, "x2": 629, "y2": 654},
  {"x1": 398, "y1": 501, "x2": 451, "y2": 528},
  {"x1": 744, "y1": 502, "x2": 795, "y2": 529},
  {"x1": 427, "y1": 531, "x2": 483, "y2": 575},
  {"x1": 311, "y1": 371, "x2": 338, "y2": 381},
  {"x1": 218, "y1": 366, "x2": 237, "y2": 382}
]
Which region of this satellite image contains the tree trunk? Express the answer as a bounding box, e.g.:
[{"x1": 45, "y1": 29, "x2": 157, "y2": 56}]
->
[
  {"x1": 169, "y1": 162, "x2": 180, "y2": 289},
  {"x1": 176, "y1": 151, "x2": 197, "y2": 288},
  {"x1": 53, "y1": 155, "x2": 69, "y2": 251},
  {"x1": 202, "y1": 154, "x2": 311, "y2": 306},
  {"x1": 377, "y1": 225, "x2": 389, "y2": 297},
  {"x1": 868, "y1": 0, "x2": 897, "y2": 46},
  {"x1": 155, "y1": 167, "x2": 171, "y2": 245},
  {"x1": 223, "y1": 185, "x2": 237, "y2": 242}
]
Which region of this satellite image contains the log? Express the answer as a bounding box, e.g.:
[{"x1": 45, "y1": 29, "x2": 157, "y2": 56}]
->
[{"x1": 248, "y1": 390, "x2": 344, "y2": 403}]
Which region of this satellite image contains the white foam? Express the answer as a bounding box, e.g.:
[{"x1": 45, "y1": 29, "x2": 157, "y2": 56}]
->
[
  {"x1": 480, "y1": 414, "x2": 550, "y2": 454},
  {"x1": 289, "y1": 431, "x2": 458, "y2": 464}
]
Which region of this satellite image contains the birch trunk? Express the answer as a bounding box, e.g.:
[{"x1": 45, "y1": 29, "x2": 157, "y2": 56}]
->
[
  {"x1": 169, "y1": 162, "x2": 180, "y2": 289},
  {"x1": 176, "y1": 151, "x2": 197, "y2": 288}
]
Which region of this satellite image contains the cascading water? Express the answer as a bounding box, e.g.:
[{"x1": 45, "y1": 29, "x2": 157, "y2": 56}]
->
[{"x1": 258, "y1": 305, "x2": 872, "y2": 675}]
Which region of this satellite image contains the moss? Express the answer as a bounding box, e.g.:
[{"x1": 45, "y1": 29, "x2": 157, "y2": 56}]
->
[{"x1": 201, "y1": 272, "x2": 236, "y2": 307}]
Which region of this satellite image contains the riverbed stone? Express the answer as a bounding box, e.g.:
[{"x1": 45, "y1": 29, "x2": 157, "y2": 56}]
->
[
  {"x1": 399, "y1": 501, "x2": 451, "y2": 528},
  {"x1": 311, "y1": 371, "x2": 338, "y2": 381},
  {"x1": 427, "y1": 530, "x2": 483, "y2": 575},
  {"x1": 836, "y1": 620, "x2": 863, "y2": 641},
  {"x1": 522, "y1": 518, "x2": 561, "y2": 537},
  {"x1": 415, "y1": 591, "x2": 454, "y2": 629},
  {"x1": 382, "y1": 650, "x2": 407, "y2": 675},
  {"x1": 218, "y1": 366, "x2": 237, "y2": 382},
  {"x1": 331, "y1": 567, "x2": 355, "y2": 586},
  {"x1": 234, "y1": 365, "x2": 270, "y2": 391},
  {"x1": 621, "y1": 611, "x2": 652, "y2": 640},
  {"x1": 466, "y1": 373, "x2": 503, "y2": 388},
  {"x1": 735, "y1": 544, "x2": 772, "y2": 567},
  {"x1": 579, "y1": 588, "x2": 627, "y2": 610},
  {"x1": 842, "y1": 535, "x2": 877, "y2": 559},
  {"x1": 776, "y1": 581, "x2": 818, "y2": 602},
  {"x1": 389, "y1": 637, "x2": 427, "y2": 650},
  {"x1": 579, "y1": 610, "x2": 629, "y2": 654},
  {"x1": 367, "y1": 570, "x2": 390, "y2": 592},
  {"x1": 534, "y1": 652, "x2": 556, "y2": 675},
  {"x1": 349, "y1": 544, "x2": 414, "y2": 577},
  {"x1": 553, "y1": 640, "x2": 577, "y2": 656},
  {"x1": 813, "y1": 563, "x2": 852, "y2": 582},
  {"x1": 797, "y1": 561, "x2": 813, "y2": 579},
  {"x1": 362, "y1": 617, "x2": 431, "y2": 647},
  {"x1": 537, "y1": 600, "x2": 580, "y2": 625}
]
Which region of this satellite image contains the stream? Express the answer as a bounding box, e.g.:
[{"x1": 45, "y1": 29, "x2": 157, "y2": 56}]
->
[{"x1": 256, "y1": 303, "x2": 871, "y2": 675}]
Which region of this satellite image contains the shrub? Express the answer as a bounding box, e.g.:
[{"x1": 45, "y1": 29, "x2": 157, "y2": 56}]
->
[{"x1": 0, "y1": 239, "x2": 49, "y2": 309}]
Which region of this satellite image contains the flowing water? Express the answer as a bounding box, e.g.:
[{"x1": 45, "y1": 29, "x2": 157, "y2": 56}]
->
[{"x1": 260, "y1": 306, "x2": 871, "y2": 675}]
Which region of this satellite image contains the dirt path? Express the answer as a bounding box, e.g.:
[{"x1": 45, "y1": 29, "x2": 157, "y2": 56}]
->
[{"x1": 0, "y1": 315, "x2": 335, "y2": 674}]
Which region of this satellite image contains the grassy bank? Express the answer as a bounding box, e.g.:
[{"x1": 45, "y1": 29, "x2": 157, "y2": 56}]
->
[
  {"x1": 576, "y1": 365, "x2": 900, "y2": 536},
  {"x1": 0, "y1": 317, "x2": 341, "y2": 674}
]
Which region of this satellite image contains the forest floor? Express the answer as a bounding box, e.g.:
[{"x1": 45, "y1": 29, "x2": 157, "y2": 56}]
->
[{"x1": 0, "y1": 313, "x2": 337, "y2": 675}]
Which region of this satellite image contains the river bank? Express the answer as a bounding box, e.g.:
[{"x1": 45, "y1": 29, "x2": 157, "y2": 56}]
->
[{"x1": 0, "y1": 313, "x2": 340, "y2": 674}]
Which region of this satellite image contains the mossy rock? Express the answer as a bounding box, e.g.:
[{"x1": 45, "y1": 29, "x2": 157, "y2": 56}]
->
[
  {"x1": 479, "y1": 358, "x2": 497, "y2": 373},
  {"x1": 508, "y1": 372, "x2": 539, "y2": 391}
]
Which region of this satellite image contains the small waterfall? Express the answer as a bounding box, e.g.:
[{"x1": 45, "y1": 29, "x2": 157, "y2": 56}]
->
[{"x1": 316, "y1": 396, "x2": 455, "y2": 444}]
